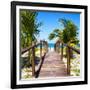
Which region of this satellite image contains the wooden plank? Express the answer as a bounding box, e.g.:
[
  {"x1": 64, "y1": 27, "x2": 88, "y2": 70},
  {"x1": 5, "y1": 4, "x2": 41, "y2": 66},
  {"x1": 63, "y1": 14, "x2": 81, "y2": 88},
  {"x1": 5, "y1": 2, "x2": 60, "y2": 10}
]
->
[{"x1": 39, "y1": 51, "x2": 67, "y2": 77}]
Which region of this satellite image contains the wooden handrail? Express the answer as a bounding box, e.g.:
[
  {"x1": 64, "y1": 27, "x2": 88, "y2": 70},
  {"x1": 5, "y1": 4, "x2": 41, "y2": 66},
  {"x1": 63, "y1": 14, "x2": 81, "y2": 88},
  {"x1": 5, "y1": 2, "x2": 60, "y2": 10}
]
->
[
  {"x1": 21, "y1": 40, "x2": 49, "y2": 54},
  {"x1": 21, "y1": 40, "x2": 48, "y2": 77},
  {"x1": 21, "y1": 42, "x2": 40, "y2": 54},
  {"x1": 55, "y1": 40, "x2": 80, "y2": 54},
  {"x1": 65, "y1": 44, "x2": 80, "y2": 75},
  {"x1": 67, "y1": 46, "x2": 80, "y2": 54},
  {"x1": 55, "y1": 41, "x2": 80, "y2": 76},
  {"x1": 63, "y1": 43, "x2": 80, "y2": 54}
]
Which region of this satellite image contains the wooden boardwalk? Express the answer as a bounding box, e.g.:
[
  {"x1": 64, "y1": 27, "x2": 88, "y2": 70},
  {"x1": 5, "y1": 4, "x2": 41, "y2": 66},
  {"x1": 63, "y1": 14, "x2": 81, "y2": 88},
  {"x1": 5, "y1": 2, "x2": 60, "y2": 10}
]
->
[{"x1": 39, "y1": 51, "x2": 67, "y2": 77}]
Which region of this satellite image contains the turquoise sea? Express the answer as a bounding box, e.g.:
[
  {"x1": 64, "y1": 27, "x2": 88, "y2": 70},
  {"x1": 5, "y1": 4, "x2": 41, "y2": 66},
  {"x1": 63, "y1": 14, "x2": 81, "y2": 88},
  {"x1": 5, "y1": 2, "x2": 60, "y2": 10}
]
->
[
  {"x1": 48, "y1": 43, "x2": 80, "y2": 49},
  {"x1": 48, "y1": 43, "x2": 54, "y2": 48},
  {"x1": 37, "y1": 43, "x2": 80, "y2": 48}
]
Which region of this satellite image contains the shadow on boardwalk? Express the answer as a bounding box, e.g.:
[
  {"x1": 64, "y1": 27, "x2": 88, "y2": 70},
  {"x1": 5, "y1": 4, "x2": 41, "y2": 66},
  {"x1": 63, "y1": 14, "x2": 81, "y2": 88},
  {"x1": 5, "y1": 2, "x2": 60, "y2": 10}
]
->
[{"x1": 36, "y1": 51, "x2": 67, "y2": 78}]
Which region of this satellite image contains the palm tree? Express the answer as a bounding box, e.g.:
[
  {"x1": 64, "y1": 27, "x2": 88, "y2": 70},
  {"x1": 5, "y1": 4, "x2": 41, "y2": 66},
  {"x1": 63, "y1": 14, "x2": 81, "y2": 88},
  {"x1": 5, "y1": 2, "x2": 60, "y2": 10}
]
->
[
  {"x1": 20, "y1": 10, "x2": 42, "y2": 67},
  {"x1": 59, "y1": 18, "x2": 79, "y2": 45},
  {"x1": 20, "y1": 10, "x2": 42, "y2": 48},
  {"x1": 48, "y1": 29, "x2": 63, "y2": 41},
  {"x1": 48, "y1": 18, "x2": 79, "y2": 57},
  {"x1": 48, "y1": 29, "x2": 63, "y2": 52}
]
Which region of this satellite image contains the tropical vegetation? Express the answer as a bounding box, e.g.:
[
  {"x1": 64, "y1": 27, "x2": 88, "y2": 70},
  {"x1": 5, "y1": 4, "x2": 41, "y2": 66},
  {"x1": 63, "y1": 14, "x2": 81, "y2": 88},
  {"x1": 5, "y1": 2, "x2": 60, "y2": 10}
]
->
[
  {"x1": 20, "y1": 10, "x2": 42, "y2": 68},
  {"x1": 20, "y1": 11, "x2": 80, "y2": 78},
  {"x1": 20, "y1": 10, "x2": 42, "y2": 48},
  {"x1": 48, "y1": 18, "x2": 79, "y2": 45}
]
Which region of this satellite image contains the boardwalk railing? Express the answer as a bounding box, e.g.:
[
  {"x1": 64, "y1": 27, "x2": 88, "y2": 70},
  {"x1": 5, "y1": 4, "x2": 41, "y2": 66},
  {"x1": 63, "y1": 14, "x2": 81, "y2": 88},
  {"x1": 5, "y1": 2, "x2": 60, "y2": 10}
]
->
[
  {"x1": 66, "y1": 44, "x2": 80, "y2": 75},
  {"x1": 21, "y1": 40, "x2": 48, "y2": 77},
  {"x1": 54, "y1": 40, "x2": 80, "y2": 75}
]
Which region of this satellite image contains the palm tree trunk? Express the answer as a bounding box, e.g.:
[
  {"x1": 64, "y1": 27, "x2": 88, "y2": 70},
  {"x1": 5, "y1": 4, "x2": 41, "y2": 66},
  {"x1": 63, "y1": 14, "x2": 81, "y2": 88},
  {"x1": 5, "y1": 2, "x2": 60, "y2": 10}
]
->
[{"x1": 66, "y1": 46, "x2": 73, "y2": 58}]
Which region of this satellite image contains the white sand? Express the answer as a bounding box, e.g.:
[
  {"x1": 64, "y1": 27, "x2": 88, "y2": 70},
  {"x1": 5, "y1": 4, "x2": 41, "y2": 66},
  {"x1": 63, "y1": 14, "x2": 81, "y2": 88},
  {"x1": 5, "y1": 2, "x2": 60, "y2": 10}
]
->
[{"x1": 48, "y1": 48, "x2": 54, "y2": 52}]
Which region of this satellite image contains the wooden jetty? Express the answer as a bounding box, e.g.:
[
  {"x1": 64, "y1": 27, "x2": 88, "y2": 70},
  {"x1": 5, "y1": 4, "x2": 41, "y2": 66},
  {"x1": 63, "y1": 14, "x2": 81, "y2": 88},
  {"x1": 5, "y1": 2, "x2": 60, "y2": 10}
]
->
[
  {"x1": 39, "y1": 51, "x2": 67, "y2": 77},
  {"x1": 21, "y1": 40, "x2": 80, "y2": 78}
]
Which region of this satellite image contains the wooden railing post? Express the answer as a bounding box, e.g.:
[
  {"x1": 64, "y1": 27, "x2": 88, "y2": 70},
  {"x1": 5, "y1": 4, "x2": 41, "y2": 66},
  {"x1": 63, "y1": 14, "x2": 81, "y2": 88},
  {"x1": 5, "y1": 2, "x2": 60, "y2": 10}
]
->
[
  {"x1": 67, "y1": 46, "x2": 71, "y2": 75},
  {"x1": 43, "y1": 41, "x2": 48, "y2": 53},
  {"x1": 54, "y1": 44, "x2": 56, "y2": 51},
  {"x1": 55, "y1": 42, "x2": 60, "y2": 53},
  {"x1": 40, "y1": 40, "x2": 42, "y2": 60},
  {"x1": 46, "y1": 42, "x2": 48, "y2": 53},
  {"x1": 58, "y1": 43, "x2": 60, "y2": 53},
  {"x1": 61, "y1": 43, "x2": 63, "y2": 60},
  {"x1": 32, "y1": 46, "x2": 35, "y2": 76},
  {"x1": 56, "y1": 43, "x2": 58, "y2": 53}
]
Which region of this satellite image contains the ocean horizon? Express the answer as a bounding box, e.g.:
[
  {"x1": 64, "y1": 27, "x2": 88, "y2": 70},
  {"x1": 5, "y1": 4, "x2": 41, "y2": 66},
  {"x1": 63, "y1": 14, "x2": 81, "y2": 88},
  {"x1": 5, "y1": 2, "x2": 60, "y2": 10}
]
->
[
  {"x1": 37, "y1": 43, "x2": 80, "y2": 48},
  {"x1": 48, "y1": 43, "x2": 54, "y2": 48}
]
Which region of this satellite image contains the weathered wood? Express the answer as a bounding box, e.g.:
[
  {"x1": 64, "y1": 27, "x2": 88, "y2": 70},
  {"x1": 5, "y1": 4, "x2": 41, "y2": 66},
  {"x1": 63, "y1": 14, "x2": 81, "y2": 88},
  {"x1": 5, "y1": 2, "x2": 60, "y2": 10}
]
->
[
  {"x1": 28, "y1": 49, "x2": 32, "y2": 65},
  {"x1": 46, "y1": 44, "x2": 48, "y2": 52},
  {"x1": 55, "y1": 42, "x2": 60, "y2": 53},
  {"x1": 60, "y1": 42, "x2": 80, "y2": 54},
  {"x1": 43, "y1": 41, "x2": 48, "y2": 53},
  {"x1": 40, "y1": 41, "x2": 42, "y2": 61},
  {"x1": 21, "y1": 40, "x2": 80, "y2": 78},
  {"x1": 46, "y1": 42, "x2": 48, "y2": 52},
  {"x1": 55, "y1": 40, "x2": 61, "y2": 53},
  {"x1": 21, "y1": 42, "x2": 40, "y2": 54},
  {"x1": 45, "y1": 42, "x2": 48, "y2": 53},
  {"x1": 67, "y1": 47, "x2": 70, "y2": 75},
  {"x1": 32, "y1": 47, "x2": 35, "y2": 76},
  {"x1": 68, "y1": 46, "x2": 80, "y2": 54},
  {"x1": 54, "y1": 43, "x2": 56, "y2": 51},
  {"x1": 61, "y1": 43, "x2": 63, "y2": 60},
  {"x1": 39, "y1": 51, "x2": 67, "y2": 77}
]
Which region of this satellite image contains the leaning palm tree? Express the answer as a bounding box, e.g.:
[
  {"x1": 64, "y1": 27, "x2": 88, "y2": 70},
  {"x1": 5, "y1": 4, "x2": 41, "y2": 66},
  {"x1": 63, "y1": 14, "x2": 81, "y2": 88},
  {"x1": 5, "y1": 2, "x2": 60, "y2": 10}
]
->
[
  {"x1": 48, "y1": 18, "x2": 79, "y2": 57},
  {"x1": 48, "y1": 29, "x2": 63, "y2": 41},
  {"x1": 48, "y1": 29, "x2": 63, "y2": 52},
  {"x1": 59, "y1": 18, "x2": 79, "y2": 57},
  {"x1": 59, "y1": 18, "x2": 79, "y2": 45}
]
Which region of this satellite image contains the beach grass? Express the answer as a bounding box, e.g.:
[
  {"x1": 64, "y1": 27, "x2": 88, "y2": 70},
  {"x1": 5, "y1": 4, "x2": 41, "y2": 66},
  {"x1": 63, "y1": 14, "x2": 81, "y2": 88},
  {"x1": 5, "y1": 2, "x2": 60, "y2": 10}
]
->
[
  {"x1": 21, "y1": 45, "x2": 80, "y2": 79},
  {"x1": 60, "y1": 47, "x2": 80, "y2": 76},
  {"x1": 21, "y1": 47, "x2": 46, "y2": 79}
]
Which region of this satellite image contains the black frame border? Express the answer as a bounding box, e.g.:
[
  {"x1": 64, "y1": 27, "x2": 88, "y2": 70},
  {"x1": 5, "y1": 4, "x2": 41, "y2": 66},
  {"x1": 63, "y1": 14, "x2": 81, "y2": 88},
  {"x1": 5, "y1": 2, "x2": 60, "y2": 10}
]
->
[{"x1": 11, "y1": 1, "x2": 88, "y2": 89}]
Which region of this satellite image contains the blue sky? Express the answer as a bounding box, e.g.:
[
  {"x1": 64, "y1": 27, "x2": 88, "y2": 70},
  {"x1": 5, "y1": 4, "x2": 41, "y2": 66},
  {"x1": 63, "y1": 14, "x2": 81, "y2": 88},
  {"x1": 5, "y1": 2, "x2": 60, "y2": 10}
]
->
[{"x1": 37, "y1": 11, "x2": 80, "y2": 43}]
